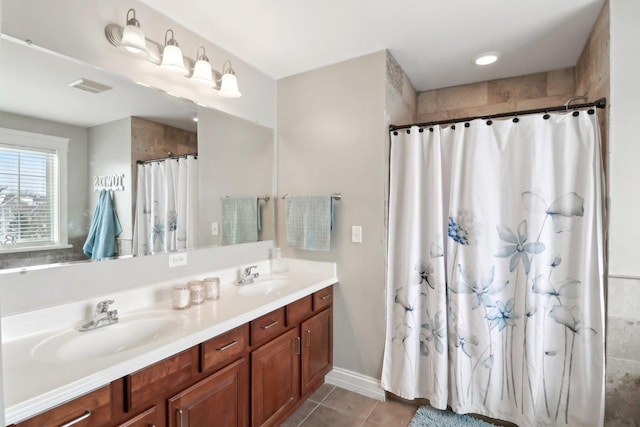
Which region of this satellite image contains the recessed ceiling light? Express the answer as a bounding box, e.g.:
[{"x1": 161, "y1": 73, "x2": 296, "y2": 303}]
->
[{"x1": 474, "y1": 52, "x2": 500, "y2": 66}]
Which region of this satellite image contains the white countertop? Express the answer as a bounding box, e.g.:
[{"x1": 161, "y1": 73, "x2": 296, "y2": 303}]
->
[{"x1": 1, "y1": 258, "x2": 337, "y2": 425}]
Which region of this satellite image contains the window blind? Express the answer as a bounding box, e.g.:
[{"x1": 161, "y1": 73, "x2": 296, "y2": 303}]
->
[{"x1": 0, "y1": 145, "x2": 58, "y2": 248}]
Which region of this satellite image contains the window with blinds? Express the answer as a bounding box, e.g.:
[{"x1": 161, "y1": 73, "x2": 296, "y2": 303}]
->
[
  {"x1": 0, "y1": 144, "x2": 58, "y2": 248},
  {"x1": 0, "y1": 144, "x2": 59, "y2": 249}
]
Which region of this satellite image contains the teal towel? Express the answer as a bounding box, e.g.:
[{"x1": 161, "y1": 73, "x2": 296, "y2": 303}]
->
[
  {"x1": 286, "y1": 195, "x2": 333, "y2": 251},
  {"x1": 221, "y1": 197, "x2": 260, "y2": 245},
  {"x1": 83, "y1": 190, "x2": 122, "y2": 260}
]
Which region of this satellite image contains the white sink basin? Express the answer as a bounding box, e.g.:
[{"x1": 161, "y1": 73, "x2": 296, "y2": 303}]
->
[
  {"x1": 31, "y1": 311, "x2": 189, "y2": 363},
  {"x1": 236, "y1": 276, "x2": 293, "y2": 297}
]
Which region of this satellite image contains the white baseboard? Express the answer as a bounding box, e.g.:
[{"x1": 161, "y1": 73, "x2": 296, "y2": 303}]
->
[{"x1": 325, "y1": 367, "x2": 386, "y2": 402}]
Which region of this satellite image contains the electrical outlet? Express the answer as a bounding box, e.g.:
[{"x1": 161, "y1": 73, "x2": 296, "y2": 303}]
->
[
  {"x1": 169, "y1": 252, "x2": 188, "y2": 268},
  {"x1": 211, "y1": 222, "x2": 219, "y2": 236},
  {"x1": 351, "y1": 225, "x2": 363, "y2": 243}
]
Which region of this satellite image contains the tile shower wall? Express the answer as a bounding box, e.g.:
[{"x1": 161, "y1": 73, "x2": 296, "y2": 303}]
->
[{"x1": 415, "y1": 68, "x2": 577, "y2": 124}]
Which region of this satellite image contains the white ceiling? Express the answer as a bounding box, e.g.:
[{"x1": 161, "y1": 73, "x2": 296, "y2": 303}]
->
[{"x1": 139, "y1": 0, "x2": 605, "y2": 92}]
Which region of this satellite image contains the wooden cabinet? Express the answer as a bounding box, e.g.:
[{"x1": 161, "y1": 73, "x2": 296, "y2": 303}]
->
[
  {"x1": 301, "y1": 307, "x2": 333, "y2": 396},
  {"x1": 168, "y1": 358, "x2": 249, "y2": 427},
  {"x1": 12, "y1": 285, "x2": 333, "y2": 427},
  {"x1": 251, "y1": 287, "x2": 334, "y2": 426},
  {"x1": 251, "y1": 328, "x2": 300, "y2": 427}
]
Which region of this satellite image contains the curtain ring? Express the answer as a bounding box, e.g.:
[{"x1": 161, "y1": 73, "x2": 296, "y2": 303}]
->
[
  {"x1": 429, "y1": 127, "x2": 434, "y2": 132},
  {"x1": 406, "y1": 129, "x2": 411, "y2": 134},
  {"x1": 572, "y1": 110, "x2": 580, "y2": 117},
  {"x1": 464, "y1": 122, "x2": 470, "y2": 128},
  {"x1": 419, "y1": 128, "x2": 424, "y2": 133},
  {"x1": 486, "y1": 120, "x2": 493, "y2": 126},
  {"x1": 393, "y1": 131, "x2": 398, "y2": 135}
]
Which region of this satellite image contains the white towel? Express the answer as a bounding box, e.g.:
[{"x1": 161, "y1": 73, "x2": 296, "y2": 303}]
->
[
  {"x1": 221, "y1": 197, "x2": 260, "y2": 245},
  {"x1": 286, "y1": 195, "x2": 333, "y2": 251}
]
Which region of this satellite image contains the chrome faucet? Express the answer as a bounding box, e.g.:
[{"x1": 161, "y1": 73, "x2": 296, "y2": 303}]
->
[
  {"x1": 237, "y1": 265, "x2": 259, "y2": 285},
  {"x1": 79, "y1": 299, "x2": 119, "y2": 332}
]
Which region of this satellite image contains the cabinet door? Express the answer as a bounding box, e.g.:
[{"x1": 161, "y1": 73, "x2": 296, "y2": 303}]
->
[
  {"x1": 251, "y1": 328, "x2": 300, "y2": 427},
  {"x1": 168, "y1": 357, "x2": 249, "y2": 427},
  {"x1": 115, "y1": 406, "x2": 160, "y2": 427},
  {"x1": 301, "y1": 308, "x2": 333, "y2": 396}
]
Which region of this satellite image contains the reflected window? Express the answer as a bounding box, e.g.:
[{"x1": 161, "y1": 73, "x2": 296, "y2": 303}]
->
[{"x1": 0, "y1": 128, "x2": 69, "y2": 252}]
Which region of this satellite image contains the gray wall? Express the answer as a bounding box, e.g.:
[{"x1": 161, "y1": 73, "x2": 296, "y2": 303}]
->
[
  {"x1": 88, "y1": 118, "x2": 132, "y2": 254},
  {"x1": 197, "y1": 108, "x2": 275, "y2": 248},
  {"x1": 277, "y1": 51, "x2": 416, "y2": 379}
]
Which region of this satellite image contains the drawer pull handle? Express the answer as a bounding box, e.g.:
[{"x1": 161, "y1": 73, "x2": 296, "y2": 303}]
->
[
  {"x1": 320, "y1": 294, "x2": 331, "y2": 300},
  {"x1": 177, "y1": 408, "x2": 184, "y2": 427},
  {"x1": 305, "y1": 329, "x2": 311, "y2": 348},
  {"x1": 217, "y1": 340, "x2": 239, "y2": 351},
  {"x1": 262, "y1": 320, "x2": 279, "y2": 329},
  {"x1": 60, "y1": 410, "x2": 91, "y2": 427},
  {"x1": 294, "y1": 336, "x2": 301, "y2": 355}
]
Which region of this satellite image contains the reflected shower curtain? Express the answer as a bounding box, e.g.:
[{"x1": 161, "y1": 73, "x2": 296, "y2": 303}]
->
[
  {"x1": 133, "y1": 156, "x2": 198, "y2": 256},
  {"x1": 382, "y1": 112, "x2": 605, "y2": 427}
]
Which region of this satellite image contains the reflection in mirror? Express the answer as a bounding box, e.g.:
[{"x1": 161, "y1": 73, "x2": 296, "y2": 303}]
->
[{"x1": 0, "y1": 36, "x2": 274, "y2": 270}]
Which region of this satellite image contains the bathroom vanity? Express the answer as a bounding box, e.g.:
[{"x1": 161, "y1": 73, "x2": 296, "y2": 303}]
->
[{"x1": 2, "y1": 260, "x2": 337, "y2": 427}]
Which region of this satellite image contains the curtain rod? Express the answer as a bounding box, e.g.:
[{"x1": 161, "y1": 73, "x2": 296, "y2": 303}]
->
[
  {"x1": 389, "y1": 97, "x2": 607, "y2": 132},
  {"x1": 136, "y1": 152, "x2": 198, "y2": 165}
]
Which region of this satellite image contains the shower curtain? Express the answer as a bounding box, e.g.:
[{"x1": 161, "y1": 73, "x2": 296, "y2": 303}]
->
[
  {"x1": 133, "y1": 156, "x2": 198, "y2": 256},
  {"x1": 382, "y1": 111, "x2": 605, "y2": 427}
]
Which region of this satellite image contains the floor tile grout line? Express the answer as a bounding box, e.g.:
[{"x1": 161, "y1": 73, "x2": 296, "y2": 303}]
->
[{"x1": 296, "y1": 401, "x2": 320, "y2": 427}]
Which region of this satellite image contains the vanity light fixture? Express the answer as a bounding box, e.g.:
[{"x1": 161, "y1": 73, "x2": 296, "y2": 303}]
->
[
  {"x1": 160, "y1": 30, "x2": 187, "y2": 74},
  {"x1": 105, "y1": 9, "x2": 243, "y2": 98},
  {"x1": 218, "y1": 60, "x2": 242, "y2": 98},
  {"x1": 119, "y1": 9, "x2": 147, "y2": 57},
  {"x1": 191, "y1": 46, "x2": 215, "y2": 85},
  {"x1": 474, "y1": 52, "x2": 500, "y2": 66}
]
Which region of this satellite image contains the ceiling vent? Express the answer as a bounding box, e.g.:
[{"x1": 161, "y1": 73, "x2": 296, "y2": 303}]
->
[{"x1": 68, "y1": 78, "x2": 112, "y2": 94}]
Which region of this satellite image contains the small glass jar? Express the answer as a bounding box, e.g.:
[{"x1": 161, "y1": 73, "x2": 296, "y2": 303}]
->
[
  {"x1": 270, "y1": 247, "x2": 285, "y2": 273},
  {"x1": 172, "y1": 284, "x2": 191, "y2": 310},
  {"x1": 203, "y1": 277, "x2": 220, "y2": 300},
  {"x1": 188, "y1": 280, "x2": 205, "y2": 305}
]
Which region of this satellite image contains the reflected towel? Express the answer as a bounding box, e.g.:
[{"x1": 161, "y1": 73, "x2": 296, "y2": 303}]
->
[
  {"x1": 286, "y1": 195, "x2": 333, "y2": 251},
  {"x1": 83, "y1": 190, "x2": 122, "y2": 260},
  {"x1": 221, "y1": 197, "x2": 260, "y2": 245}
]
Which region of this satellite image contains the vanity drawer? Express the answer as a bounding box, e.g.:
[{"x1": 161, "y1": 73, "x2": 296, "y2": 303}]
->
[
  {"x1": 13, "y1": 385, "x2": 111, "y2": 427},
  {"x1": 313, "y1": 286, "x2": 333, "y2": 311},
  {"x1": 286, "y1": 295, "x2": 313, "y2": 326},
  {"x1": 126, "y1": 347, "x2": 198, "y2": 411},
  {"x1": 250, "y1": 307, "x2": 286, "y2": 345},
  {"x1": 201, "y1": 323, "x2": 249, "y2": 373}
]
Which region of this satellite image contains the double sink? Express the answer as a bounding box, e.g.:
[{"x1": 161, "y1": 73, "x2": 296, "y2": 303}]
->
[{"x1": 30, "y1": 275, "x2": 295, "y2": 364}]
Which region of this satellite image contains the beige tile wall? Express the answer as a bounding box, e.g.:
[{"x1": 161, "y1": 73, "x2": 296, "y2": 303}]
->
[{"x1": 415, "y1": 68, "x2": 577, "y2": 124}]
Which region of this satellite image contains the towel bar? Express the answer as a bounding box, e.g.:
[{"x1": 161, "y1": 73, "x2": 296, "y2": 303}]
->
[{"x1": 281, "y1": 193, "x2": 342, "y2": 201}]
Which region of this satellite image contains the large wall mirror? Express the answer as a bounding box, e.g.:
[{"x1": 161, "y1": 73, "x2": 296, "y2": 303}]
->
[{"x1": 0, "y1": 36, "x2": 274, "y2": 270}]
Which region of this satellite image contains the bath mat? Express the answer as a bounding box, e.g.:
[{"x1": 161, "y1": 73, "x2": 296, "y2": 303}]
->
[{"x1": 409, "y1": 405, "x2": 498, "y2": 427}]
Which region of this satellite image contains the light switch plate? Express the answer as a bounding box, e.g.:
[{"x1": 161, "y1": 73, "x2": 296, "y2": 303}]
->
[
  {"x1": 169, "y1": 252, "x2": 188, "y2": 268},
  {"x1": 351, "y1": 225, "x2": 363, "y2": 243},
  {"x1": 211, "y1": 222, "x2": 219, "y2": 236}
]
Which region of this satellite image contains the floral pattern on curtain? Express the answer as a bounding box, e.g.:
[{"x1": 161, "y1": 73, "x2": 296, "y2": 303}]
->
[
  {"x1": 133, "y1": 155, "x2": 198, "y2": 256},
  {"x1": 382, "y1": 112, "x2": 605, "y2": 427}
]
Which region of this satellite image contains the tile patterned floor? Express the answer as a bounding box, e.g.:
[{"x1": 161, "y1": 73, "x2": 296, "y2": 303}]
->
[{"x1": 282, "y1": 384, "x2": 418, "y2": 427}]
